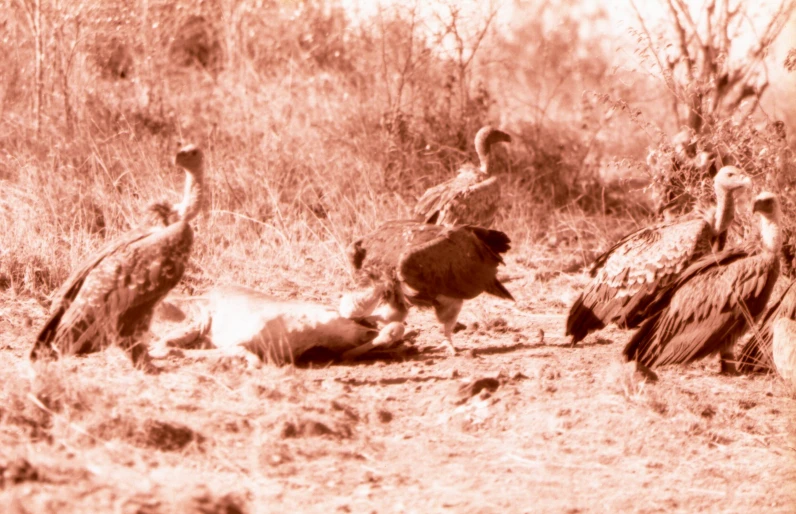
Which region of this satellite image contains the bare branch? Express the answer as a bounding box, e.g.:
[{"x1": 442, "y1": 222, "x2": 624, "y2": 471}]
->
[
  {"x1": 737, "y1": 0, "x2": 795, "y2": 84},
  {"x1": 461, "y1": 5, "x2": 498, "y2": 69},
  {"x1": 671, "y1": 0, "x2": 705, "y2": 49},
  {"x1": 736, "y1": 81, "x2": 768, "y2": 119},
  {"x1": 727, "y1": 0, "x2": 741, "y2": 20},
  {"x1": 376, "y1": 4, "x2": 392, "y2": 109},
  {"x1": 663, "y1": 0, "x2": 695, "y2": 82},
  {"x1": 395, "y1": 4, "x2": 419, "y2": 110},
  {"x1": 12, "y1": 0, "x2": 35, "y2": 32},
  {"x1": 748, "y1": 0, "x2": 794, "y2": 61},
  {"x1": 628, "y1": 0, "x2": 673, "y2": 86},
  {"x1": 716, "y1": 0, "x2": 730, "y2": 56}
]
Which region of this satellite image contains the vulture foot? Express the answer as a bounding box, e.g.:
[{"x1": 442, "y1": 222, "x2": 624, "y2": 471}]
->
[
  {"x1": 440, "y1": 338, "x2": 459, "y2": 356},
  {"x1": 719, "y1": 359, "x2": 740, "y2": 376}
]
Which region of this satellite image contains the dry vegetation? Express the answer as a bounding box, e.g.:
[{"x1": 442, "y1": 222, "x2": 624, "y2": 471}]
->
[{"x1": 1, "y1": 0, "x2": 795, "y2": 512}]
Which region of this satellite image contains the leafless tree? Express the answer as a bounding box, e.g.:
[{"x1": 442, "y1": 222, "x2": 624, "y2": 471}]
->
[{"x1": 630, "y1": 0, "x2": 795, "y2": 134}]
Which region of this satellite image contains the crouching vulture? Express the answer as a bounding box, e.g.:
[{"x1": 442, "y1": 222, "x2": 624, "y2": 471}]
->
[
  {"x1": 342, "y1": 220, "x2": 515, "y2": 354},
  {"x1": 566, "y1": 165, "x2": 752, "y2": 346},
  {"x1": 622, "y1": 192, "x2": 782, "y2": 375}
]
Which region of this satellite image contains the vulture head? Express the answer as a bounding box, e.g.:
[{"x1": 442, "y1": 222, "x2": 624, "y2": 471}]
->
[
  {"x1": 175, "y1": 143, "x2": 205, "y2": 176},
  {"x1": 474, "y1": 126, "x2": 512, "y2": 174},
  {"x1": 713, "y1": 165, "x2": 752, "y2": 194},
  {"x1": 753, "y1": 191, "x2": 782, "y2": 253}
]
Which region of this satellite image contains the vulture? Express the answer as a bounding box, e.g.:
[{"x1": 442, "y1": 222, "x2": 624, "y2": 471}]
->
[
  {"x1": 622, "y1": 192, "x2": 782, "y2": 375},
  {"x1": 566, "y1": 165, "x2": 752, "y2": 346},
  {"x1": 343, "y1": 220, "x2": 515, "y2": 354},
  {"x1": 738, "y1": 280, "x2": 796, "y2": 375},
  {"x1": 413, "y1": 126, "x2": 512, "y2": 227},
  {"x1": 30, "y1": 144, "x2": 206, "y2": 367}
]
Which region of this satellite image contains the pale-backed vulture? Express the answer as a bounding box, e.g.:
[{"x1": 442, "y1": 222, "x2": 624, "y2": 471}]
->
[
  {"x1": 30, "y1": 144, "x2": 206, "y2": 367},
  {"x1": 566, "y1": 166, "x2": 752, "y2": 346},
  {"x1": 622, "y1": 192, "x2": 781, "y2": 375},
  {"x1": 413, "y1": 126, "x2": 512, "y2": 227}
]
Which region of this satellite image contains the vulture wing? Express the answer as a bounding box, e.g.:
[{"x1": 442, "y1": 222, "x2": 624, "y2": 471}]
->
[
  {"x1": 37, "y1": 221, "x2": 193, "y2": 355},
  {"x1": 398, "y1": 225, "x2": 513, "y2": 301},
  {"x1": 43, "y1": 226, "x2": 160, "y2": 328},
  {"x1": 623, "y1": 248, "x2": 778, "y2": 367},
  {"x1": 566, "y1": 217, "x2": 715, "y2": 343},
  {"x1": 348, "y1": 220, "x2": 418, "y2": 280},
  {"x1": 414, "y1": 168, "x2": 496, "y2": 226},
  {"x1": 434, "y1": 176, "x2": 500, "y2": 227}
]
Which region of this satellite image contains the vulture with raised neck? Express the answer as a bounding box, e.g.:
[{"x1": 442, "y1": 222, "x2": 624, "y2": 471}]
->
[
  {"x1": 414, "y1": 125, "x2": 512, "y2": 228},
  {"x1": 622, "y1": 192, "x2": 782, "y2": 375},
  {"x1": 566, "y1": 165, "x2": 752, "y2": 346},
  {"x1": 31, "y1": 144, "x2": 206, "y2": 368}
]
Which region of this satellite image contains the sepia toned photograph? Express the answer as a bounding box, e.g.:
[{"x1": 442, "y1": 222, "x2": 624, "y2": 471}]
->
[{"x1": 0, "y1": 0, "x2": 794, "y2": 512}]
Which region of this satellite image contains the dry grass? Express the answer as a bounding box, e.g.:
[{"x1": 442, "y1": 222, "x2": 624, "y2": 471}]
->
[
  {"x1": 1, "y1": 0, "x2": 796, "y2": 512},
  {"x1": 2, "y1": 272, "x2": 796, "y2": 512},
  {"x1": 0, "y1": 0, "x2": 664, "y2": 301}
]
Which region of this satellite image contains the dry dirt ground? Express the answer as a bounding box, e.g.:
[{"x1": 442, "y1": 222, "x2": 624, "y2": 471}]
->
[{"x1": 1, "y1": 263, "x2": 795, "y2": 513}]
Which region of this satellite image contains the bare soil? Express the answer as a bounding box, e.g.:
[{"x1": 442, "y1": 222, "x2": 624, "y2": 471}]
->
[{"x1": 1, "y1": 267, "x2": 794, "y2": 513}]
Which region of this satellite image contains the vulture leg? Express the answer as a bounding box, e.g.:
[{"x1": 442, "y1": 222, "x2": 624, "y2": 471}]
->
[
  {"x1": 433, "y1": 295, "x2": 464, "y2": 355},
  {"x1": 719, "y1": 347, "x2": 739, "y2": 376},
  {"x1": 118, "y1": 306, "x2": 159, "y2": 371},
  {"x1": 111, "y1": 328, "x2": 158, "y2": 372}
]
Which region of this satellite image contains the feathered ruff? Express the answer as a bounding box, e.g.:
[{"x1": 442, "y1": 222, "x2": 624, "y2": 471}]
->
[
  {"x1": 622, "y1": 244, "x2": 779, "y2": 368},
  {"x1": 566, "y1": 216, "x2": 717, "y2": 344},
  {"x1": 738, "y1": 280, "x2": 796, "y2": 373}
]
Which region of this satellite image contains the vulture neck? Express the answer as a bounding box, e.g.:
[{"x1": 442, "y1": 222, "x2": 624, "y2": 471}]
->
[
  {"x1": 713, "y1": 186, "x2": 735, "y2": 235},
  {"x1": 476, "y1": 144, "x2": 491, "y2": 175},
  {"x1": 760, "y1": 214, "x2": 782, "y2": 255},
  {"x1": 176, "y1": 166, "x2": 205, "y2": 223}
]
